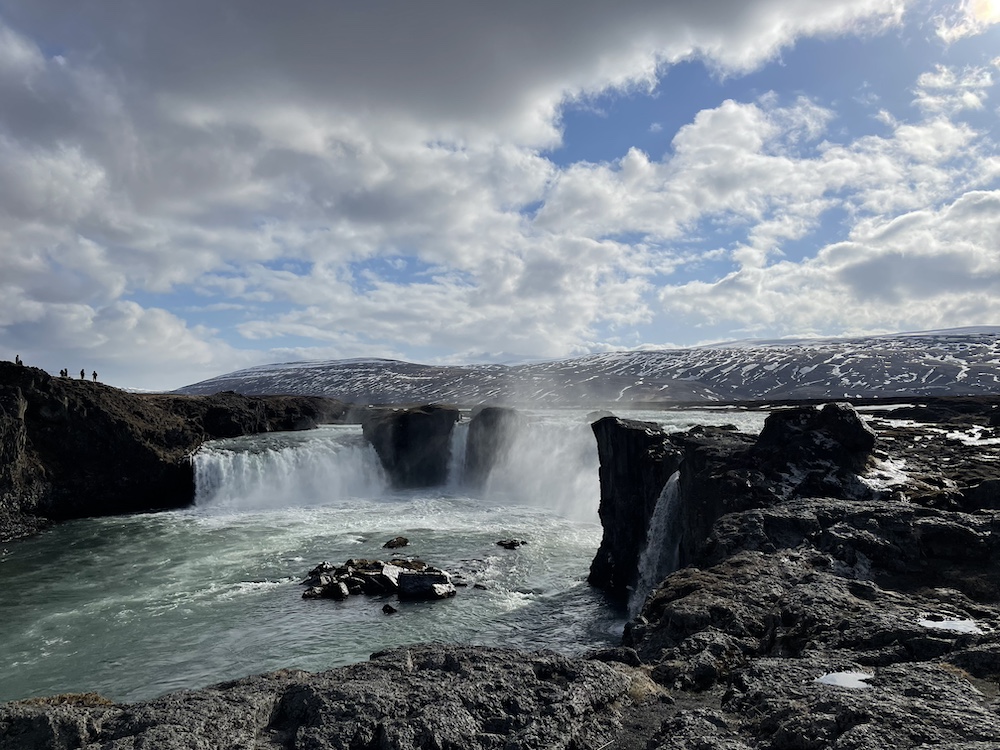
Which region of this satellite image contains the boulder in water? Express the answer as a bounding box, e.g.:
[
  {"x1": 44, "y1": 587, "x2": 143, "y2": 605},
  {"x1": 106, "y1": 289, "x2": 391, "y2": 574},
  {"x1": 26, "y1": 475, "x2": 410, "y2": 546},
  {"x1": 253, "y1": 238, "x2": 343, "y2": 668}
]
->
[
  {"x1": 383, "y1": 535, "x2": 409, "y2": 549},
  {"x1": 398, "y1": 569, "x2": 456, "y2": 600},
  {"x1": 496, "y1": 539, "x2": 527, "y2": 550},
  {"x1": 300, "y1": 558, "x2": 459, "y2": 602}
]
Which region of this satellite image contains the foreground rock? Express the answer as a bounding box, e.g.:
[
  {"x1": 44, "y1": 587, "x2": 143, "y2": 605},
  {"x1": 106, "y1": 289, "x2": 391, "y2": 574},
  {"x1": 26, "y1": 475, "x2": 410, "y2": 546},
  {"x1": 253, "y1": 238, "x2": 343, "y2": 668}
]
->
[
  {"x1": 0, "y1": 363, "x2": 348, "y2": 542},
  {"x1": 0, "y1": 646, "x2": 657, "y2": 750},
  {"x1": 601, "y1": 399, "x2": 1000, "y2": 747}
]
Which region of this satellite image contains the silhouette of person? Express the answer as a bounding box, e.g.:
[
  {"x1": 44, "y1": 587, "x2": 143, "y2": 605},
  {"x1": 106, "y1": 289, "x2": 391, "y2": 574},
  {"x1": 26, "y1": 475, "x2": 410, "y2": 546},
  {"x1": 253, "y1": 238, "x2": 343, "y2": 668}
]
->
[
  {"x1": 15, "y1": 355, "x2": 22, "y2": 366},
  {"x1": 92, "y1": 371, "x2": 98, "y2": 382},
  {"x1": 80, "y1": 368, "x2": 85, "y2": 379}
]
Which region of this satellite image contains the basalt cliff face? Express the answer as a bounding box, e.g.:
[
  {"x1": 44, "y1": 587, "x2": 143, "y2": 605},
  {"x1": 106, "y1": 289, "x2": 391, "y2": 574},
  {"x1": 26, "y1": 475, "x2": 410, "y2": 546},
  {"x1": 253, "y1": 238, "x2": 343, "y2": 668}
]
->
[{"x1": 0, "y1": 362, "x2": 348, "y2": 542}]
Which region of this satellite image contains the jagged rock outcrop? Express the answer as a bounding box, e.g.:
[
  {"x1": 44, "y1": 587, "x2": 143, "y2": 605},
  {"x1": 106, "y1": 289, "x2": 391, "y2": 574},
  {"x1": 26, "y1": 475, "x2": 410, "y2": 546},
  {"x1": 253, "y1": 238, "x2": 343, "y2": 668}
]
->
[
  {"x1": 0, "y1": 645, "x2": 658, "y2": 750},
  {"x1": 0, "y1": 363, "x2": 348, "y2": 542},
  {"x1": 362, "y1": 405, "x2": 460, "y2": 488},
  {"x1": 300, "y1": 558, "x2": 457, "y2": 601},
  {"x1": 463, "y1": 406, "x2": 523, "y2": 488},
  {"x1": 587, "y1": 417, "x2": 684, "y2": 600},
  {"x1": 602, "y1": 399, "x2": 1000, "y2": 747},
  {"x1": 589, "y1": 404, "x2": 879, "y2": 603}
]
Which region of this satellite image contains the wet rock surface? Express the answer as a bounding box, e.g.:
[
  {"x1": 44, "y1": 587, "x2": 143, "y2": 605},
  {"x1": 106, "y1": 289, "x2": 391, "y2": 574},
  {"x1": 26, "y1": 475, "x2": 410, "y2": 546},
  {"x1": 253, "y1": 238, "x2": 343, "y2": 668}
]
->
[
  {"x1": 301, "y1": 558, "x2": 457, "y2": 601},
  {"x1": 0, "y1": 363, "x2": 348, "y2": 542},
  {"x1": 588, "y1": 416, "x2": 685, "y2": 600}
]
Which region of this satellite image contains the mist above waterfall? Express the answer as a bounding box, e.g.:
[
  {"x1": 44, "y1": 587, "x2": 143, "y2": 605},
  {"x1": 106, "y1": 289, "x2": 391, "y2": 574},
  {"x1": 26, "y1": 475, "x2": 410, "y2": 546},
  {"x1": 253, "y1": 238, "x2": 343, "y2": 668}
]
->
[{"x1": 470, "y1": 412, "x2": 600, "y2": 522}]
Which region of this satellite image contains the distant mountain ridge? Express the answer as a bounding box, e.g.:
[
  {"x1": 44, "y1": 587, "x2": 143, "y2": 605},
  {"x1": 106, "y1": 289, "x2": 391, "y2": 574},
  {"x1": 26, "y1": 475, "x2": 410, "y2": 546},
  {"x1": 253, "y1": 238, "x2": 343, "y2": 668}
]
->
[{"x1": 176, "y1": 328, "x2": 1000, "y2": 405}]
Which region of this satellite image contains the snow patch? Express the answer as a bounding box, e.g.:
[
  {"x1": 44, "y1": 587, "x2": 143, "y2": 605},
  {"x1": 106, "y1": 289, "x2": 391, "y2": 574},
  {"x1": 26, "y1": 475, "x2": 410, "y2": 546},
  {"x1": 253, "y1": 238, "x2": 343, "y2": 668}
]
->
[
  {"x1": 917, "y1": 616, "x2": 984, "y2": 634},
  {"x1": 815, "y1": 671, "x2": 873, "y2": 689}
]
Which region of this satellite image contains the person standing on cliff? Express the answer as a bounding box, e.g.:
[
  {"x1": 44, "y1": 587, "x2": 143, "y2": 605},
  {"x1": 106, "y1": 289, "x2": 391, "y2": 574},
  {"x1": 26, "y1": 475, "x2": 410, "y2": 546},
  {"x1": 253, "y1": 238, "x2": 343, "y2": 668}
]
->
[
  {"x1": 15, "y1": 355, "x2": 22, "y2": 366},
  {"x1": 80, "y1": 368, "x2": 85, "y2": 379},
  {"x1": 92, "y1": 371, "x2": 98, "y2": 382}
]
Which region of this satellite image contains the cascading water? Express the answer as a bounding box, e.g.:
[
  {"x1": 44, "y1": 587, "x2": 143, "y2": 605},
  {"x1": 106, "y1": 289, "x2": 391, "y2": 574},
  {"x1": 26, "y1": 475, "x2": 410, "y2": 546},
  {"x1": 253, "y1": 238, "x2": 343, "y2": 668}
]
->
[
  {"x1": 629, "y1": 470, "x2": 682, "y2": 616},
  {"x1": 446, "y1": 420, "x2": 469, "y2": 491},
  {"x1": 193, "y1": 425, "x2": 387, "y2": 511},
  {"x1": 449, "y1": 412, "x2": 600, "y2": 521}
]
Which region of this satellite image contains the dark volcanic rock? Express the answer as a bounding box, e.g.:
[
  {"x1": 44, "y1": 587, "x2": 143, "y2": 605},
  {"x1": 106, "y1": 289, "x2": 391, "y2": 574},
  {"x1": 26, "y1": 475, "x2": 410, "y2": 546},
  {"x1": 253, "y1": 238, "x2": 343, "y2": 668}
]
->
[
  {"x1": 591, "y1": 404, "x2": 878, "y2": 603},
  {"x1": 397, "y1": 569, "x2": 457, "y2": 600},
  {"x1": 604, "y1": 401, "x2": 1000, "y2": 747},
  {"x1": 362, "y1": 404, "x2": 460, "y2": 488},
  {"x1": 463, "y1": 406, "x2": 523, "y2": 488},
  {"x1": 0, "y1": 363, "x2": 348, "y2": 542},
  {"x1": 0, "y1": 646, "x2": 646, "y2": 750},
  {"x1": 753, "y1": 401, "x2": 876, "y2": 474},
  {"x1": 588, "y1": 417, "x2": 684, "y2": 600}
]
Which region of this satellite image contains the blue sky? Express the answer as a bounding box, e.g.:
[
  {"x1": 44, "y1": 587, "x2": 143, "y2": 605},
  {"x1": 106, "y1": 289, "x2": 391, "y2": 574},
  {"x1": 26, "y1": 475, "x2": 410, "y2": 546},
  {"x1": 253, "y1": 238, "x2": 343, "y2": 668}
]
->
[{"x1": 0, "y1": 0, "x2": 998, "y2": 389}]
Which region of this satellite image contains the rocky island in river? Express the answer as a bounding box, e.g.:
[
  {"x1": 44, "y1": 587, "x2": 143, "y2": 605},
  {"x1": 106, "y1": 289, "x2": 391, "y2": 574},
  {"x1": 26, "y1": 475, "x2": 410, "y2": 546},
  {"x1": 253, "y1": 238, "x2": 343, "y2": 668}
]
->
[{"x1": 2, "y1": 360, "x2": 1000, "y2": 748}]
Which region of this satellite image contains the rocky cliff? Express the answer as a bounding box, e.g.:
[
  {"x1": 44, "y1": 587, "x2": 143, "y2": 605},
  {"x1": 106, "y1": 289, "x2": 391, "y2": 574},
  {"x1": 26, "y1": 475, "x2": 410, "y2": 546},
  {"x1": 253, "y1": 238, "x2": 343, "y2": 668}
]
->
[
  {"x1": 0, "y1": 362, "x2": 348, "y2": 542},
  {"x1": 361, "y1": 404, "x2": 460, "y2": 488},
  {"x1": 606, "y1": 398, "x2": 1000, "y2": 746}
]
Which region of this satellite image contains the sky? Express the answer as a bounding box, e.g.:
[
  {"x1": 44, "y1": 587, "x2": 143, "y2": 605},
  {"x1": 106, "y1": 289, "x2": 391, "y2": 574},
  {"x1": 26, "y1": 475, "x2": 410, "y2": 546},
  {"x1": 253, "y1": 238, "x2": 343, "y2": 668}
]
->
[{"x1": 0, "y1": 1, "x2": 998, "y2": 391}]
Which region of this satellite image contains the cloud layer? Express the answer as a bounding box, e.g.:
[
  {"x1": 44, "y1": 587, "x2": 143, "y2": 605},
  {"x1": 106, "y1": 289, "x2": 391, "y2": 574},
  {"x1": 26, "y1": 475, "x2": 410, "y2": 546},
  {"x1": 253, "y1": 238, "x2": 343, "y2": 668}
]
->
[{"x1": 0, "y1": 0, "x2": 997, "y2": 389}]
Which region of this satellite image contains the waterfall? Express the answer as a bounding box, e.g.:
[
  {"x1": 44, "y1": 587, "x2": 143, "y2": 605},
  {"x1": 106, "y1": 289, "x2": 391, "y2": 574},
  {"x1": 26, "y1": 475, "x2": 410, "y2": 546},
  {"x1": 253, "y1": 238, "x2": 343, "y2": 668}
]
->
[
  {"x1": 476, "y1": 414, "x2": 600, "y2": 521},
  {"x1": 629, "y1": 470, "x2": 682, "y2": 616},
  {"x1": 446, "y1": 419, "x2": 469, "y2": 490},
  {"x1": 192, "y1": 425, "x2": 387, "y2": 511}
]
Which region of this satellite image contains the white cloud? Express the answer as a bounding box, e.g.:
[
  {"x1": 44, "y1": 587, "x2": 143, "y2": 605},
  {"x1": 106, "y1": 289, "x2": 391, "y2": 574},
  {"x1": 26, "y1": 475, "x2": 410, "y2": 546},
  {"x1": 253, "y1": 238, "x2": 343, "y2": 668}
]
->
[
  {"x1": 4, "y1": 0, "x2": 999, "y2": 388},
  {"x1": 913, "y1": 62, "x2": 996, "y2": 115},
  {"x1": 935, "y1": 0, "x2": 1000, "y2": 42},
  {"x1": 660, "y1": 190, "x2": 1000, "y2": 334}
]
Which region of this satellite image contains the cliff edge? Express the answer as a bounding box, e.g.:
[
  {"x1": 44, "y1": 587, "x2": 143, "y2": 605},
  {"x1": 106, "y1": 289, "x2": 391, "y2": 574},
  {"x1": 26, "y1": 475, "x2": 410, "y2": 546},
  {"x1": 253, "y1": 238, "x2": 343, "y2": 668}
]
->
[{"x1": 0, "y1": 362, "x2": 348, "y2": 542}]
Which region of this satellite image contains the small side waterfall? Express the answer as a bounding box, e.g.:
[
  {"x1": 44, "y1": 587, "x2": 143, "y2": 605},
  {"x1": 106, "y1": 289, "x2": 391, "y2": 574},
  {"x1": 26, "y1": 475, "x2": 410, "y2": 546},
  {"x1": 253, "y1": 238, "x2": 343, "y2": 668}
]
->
[
  {"x1": 193, "y1": 426, "x2": 387, "y2": 511},
  {"x1": 629, "y1": 470, "x2": 682, "y2": 616},
  {"x1": 446, "y1": 420, "x2": 469, "y2": 491}
]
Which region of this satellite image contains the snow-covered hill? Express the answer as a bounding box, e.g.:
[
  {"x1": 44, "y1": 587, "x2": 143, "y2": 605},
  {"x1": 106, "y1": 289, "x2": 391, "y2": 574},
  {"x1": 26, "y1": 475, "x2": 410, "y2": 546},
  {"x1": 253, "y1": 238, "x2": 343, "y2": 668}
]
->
[{"x1": 176, "y1": 328, "x2": 1000, "y2": 405}]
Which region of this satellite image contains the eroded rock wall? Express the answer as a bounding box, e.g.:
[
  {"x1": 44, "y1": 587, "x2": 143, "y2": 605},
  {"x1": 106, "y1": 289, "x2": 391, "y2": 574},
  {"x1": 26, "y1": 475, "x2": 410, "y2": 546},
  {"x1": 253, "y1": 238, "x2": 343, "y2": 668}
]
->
[
  {"x1": 588, "y1": 417, "x2": 684, "y2": 600},
  {"x1": 0, "y1": 362, "x2": 348, "y2": 541},
  {"x1": 606, "y1": 401, "x2": 1000, "y2": 747},
  {"x1": 362, "y1": 404, "x2": 460, "y2": 488}
]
